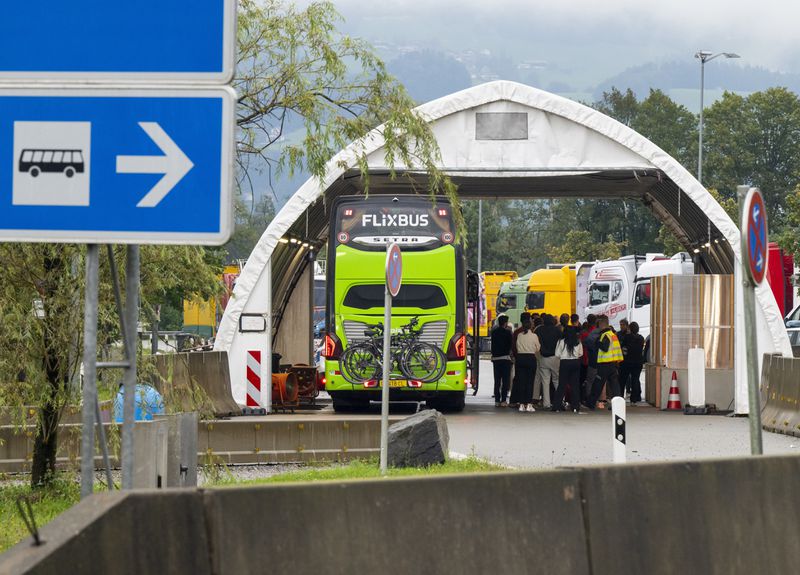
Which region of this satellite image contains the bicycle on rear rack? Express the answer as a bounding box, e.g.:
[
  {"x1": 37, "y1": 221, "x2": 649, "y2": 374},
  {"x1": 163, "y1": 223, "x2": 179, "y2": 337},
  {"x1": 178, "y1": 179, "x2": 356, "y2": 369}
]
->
[{"x1": 339, "y1": 316, "x2": 447, "y2": 385}]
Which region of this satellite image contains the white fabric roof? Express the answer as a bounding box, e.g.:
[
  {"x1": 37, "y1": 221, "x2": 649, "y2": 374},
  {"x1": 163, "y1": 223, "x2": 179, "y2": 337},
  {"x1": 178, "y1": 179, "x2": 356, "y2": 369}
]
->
[{"x1": 215, "y1": 80, "x2": 792, "y2": 413}]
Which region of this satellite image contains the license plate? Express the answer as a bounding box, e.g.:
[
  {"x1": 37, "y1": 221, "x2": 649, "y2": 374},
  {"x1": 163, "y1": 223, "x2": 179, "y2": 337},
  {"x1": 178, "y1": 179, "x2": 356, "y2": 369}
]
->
[{"x1": 389, "y1": 380, "x2": 407, "y2": 388}]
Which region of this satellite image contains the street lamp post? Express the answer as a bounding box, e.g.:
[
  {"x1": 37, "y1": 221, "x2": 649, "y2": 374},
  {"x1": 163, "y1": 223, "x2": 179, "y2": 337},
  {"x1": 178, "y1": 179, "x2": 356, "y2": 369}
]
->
[
  {"x1": 695, "y1": 50, "x2": 740, "y2": 184},
  {"x1": 477, "y1": 199, "x2": 482, "y2": 273}
]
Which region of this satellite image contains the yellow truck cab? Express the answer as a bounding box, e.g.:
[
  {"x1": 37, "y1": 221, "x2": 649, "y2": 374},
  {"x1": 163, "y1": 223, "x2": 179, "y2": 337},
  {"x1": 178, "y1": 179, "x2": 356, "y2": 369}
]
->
[
  {"x1": 524, "y1": 266, "x2": 576, "y2": 318},
  {"x1": 482, "y1": 271, "x2": 518, "y2": 328}
]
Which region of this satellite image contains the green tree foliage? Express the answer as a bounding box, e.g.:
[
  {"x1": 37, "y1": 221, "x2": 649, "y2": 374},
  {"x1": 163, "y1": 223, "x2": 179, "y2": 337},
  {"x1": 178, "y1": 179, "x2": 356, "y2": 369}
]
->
[
  {"x1": 234, "y1": 0, "x2": 457, "y2": 223},
  {"x1": 0, "y1": 245, "x2": 221, "y2": 486},
  {"x1": 0, "y1": 245, "x2": 82, "y2": 485},
  {"x1": 703, "y1": 87, "x2": 800, "y2": 221},
  {"x1": 775, "y1": 185, "x2": 800, "y2": 257},
  {"x1": 594, "y1": 87, "x2": 639, "y2": 127},
  {"x1": 633, "y1": 89, "x2": 698, "y2": 170},
  {"x1": 707, "y1": 188, "x2": 739, "y2": 221},
  {"x1": 225, "y1": 196, "x2": 276, "y2": 262},
  {"x1": 461, "y1": 198, "x2": 635, "y2": 274},
  {"x1": 546, "y1": 230, "x2": 625, "y2": 262}
]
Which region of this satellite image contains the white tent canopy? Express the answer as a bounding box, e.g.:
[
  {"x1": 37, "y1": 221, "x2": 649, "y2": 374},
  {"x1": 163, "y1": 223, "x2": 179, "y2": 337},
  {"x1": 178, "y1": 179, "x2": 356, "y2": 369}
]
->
[{"x1": 214, "y1": 80, "x2": 791, "y2": 414}]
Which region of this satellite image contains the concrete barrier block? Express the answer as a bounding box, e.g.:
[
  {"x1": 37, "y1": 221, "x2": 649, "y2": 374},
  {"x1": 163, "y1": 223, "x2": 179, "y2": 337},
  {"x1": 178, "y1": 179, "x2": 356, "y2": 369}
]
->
[
  {"x1": 0, "y1": 491, "x2": 211, "y2": 575},
  {"x1": 132, "y1": 420, "x2": 169, "y2": 489},
  {"x1": 155, "y1": 413, "x2": 198, "y2": 487},
  {"x1": 580, "y1": 455, "x2": 800, "y2": 575},
  {"x1": 204, "y1": 470, "x2": 589, "y2": 575},
  {"x1": 153, "y1": 351, "x2": 241, "y2": 418},
  {"x1": 762, "y1": 354, "x2": 800, "y2": 437},
  {"x1": 204, "y1": 420, "x2": 256, "y2": 461}
]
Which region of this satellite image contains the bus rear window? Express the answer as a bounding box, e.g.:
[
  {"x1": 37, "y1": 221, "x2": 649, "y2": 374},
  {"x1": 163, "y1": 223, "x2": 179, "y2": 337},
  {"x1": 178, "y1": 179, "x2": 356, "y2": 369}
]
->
[{"x1": 343, "y1": 284, "x2": 447, "y2": 310}]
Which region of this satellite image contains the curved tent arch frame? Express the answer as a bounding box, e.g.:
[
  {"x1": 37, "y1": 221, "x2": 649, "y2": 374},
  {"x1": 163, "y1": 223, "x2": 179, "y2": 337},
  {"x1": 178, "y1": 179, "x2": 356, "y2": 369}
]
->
[{"x1": 215, "y1": 80, "x2": 791, "y2": 414}]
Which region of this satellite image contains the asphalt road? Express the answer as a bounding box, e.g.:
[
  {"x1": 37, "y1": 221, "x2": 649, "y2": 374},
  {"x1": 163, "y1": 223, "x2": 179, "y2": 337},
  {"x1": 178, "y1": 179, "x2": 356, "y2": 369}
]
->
[{"x1": 445, "y1": 360, "x2": 799, "y2": 468}]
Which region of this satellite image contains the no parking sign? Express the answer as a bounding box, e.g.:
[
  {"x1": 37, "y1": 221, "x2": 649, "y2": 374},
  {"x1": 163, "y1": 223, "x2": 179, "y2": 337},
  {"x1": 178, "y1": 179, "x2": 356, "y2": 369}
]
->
[
  {"x1": 742, "y1": 188, "x2": 768, "y2": 285},
  {"x1": 386, "y1": 243, "x2": 403, "y2": 297}
]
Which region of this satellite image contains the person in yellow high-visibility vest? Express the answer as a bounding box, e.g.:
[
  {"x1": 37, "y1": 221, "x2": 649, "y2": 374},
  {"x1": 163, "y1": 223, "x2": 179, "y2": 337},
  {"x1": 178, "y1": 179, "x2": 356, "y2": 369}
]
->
[{"x1": 586, "y1": 315, "x2": 623, "y2": 410}]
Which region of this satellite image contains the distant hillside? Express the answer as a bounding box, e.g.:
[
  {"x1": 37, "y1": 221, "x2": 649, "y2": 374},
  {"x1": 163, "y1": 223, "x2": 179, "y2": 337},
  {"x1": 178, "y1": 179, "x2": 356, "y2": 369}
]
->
[
  {"x1": 593, "y1": 61, "x2": 800, "y2": 108},
  {"x1": 387, "y1": 50, "x2": 472, "y2": 104},
  {"x1": 251, "y1": 55, "x2": 800, "y2": 210}
]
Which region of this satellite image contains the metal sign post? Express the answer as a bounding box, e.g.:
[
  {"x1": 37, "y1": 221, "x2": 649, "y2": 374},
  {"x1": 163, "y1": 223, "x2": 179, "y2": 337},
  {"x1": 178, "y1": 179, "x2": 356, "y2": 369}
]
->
[
  {"x1": 121, "y1": 246, "x2": 140, "y2": 489},
  {"x1": 80, "y1": 245, "x2": 99, "y2": 499},
  {"x1": 739, "y1": 185, "x2": 766, "y2": 456},
  {"x1": 380, "y1": 243, "x2": 403, "y2": 475}
]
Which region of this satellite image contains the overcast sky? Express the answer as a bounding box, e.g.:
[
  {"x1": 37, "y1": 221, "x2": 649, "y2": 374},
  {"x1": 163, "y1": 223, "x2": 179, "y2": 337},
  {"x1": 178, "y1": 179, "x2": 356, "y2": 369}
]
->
[{"x1": 330, "y1": 0, "x2": 800, "y2": 82}]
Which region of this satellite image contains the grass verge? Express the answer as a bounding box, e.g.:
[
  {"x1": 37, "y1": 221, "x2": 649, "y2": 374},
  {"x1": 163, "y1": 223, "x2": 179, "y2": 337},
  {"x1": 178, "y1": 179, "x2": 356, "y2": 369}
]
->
[
  {"x1": 211, "y1": 454, "x2": 504, "y2": 487},
  {"x1": 0, "y1": 477, "x2": 80, "y2": 553}
]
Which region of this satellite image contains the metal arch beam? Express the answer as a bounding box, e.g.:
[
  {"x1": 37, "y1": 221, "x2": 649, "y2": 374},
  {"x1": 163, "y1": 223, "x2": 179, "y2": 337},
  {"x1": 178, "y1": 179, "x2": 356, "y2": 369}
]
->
[{"x1": 265, "y1": 170, "x2": 740, "y2": 345}]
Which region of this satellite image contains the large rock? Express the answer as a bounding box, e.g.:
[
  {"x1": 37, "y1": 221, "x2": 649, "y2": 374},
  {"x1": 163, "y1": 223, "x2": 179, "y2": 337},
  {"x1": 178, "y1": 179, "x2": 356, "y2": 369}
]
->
[{"x1": 387, "y1": 409, "x2": 449, "y2": 467}]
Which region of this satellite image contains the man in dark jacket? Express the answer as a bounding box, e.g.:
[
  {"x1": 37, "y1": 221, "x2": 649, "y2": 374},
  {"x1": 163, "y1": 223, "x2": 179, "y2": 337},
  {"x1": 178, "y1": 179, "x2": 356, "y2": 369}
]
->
[
  {"x1": 619, "y1": 321, "x2": 646, "y2": 404},
  {"x1": 537, "y1": 314, "x2": 563, "y2": 409},
  {"x1": 491, "y1": 314, "x2": 513, "y2": 407},
  {"x1": 581, "y1": 315, "x2": 601, "y2": 404}
]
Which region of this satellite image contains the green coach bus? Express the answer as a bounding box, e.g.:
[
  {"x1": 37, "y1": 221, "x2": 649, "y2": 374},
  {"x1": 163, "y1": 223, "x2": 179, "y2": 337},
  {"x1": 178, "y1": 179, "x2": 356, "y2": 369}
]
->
[{"x1": 322, "y1": 195, "x2": 467, "y2": 412}]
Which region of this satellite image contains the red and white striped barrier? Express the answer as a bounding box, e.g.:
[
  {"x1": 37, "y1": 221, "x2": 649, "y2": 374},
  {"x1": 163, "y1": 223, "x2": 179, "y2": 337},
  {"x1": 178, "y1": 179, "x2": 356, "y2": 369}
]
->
[{"x1": 246, "y1": 350, "x2": 262, "y2": 407}]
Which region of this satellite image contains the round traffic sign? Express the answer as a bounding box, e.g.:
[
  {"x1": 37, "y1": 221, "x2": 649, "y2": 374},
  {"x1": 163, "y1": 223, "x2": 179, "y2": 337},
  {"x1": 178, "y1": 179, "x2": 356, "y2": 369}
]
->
[
  {"x1": 386, "y1": 243, "x2": 403, "y2": 298},
  {"x1": 742, "y1": 188, "x2": 768, "y2": 285}
]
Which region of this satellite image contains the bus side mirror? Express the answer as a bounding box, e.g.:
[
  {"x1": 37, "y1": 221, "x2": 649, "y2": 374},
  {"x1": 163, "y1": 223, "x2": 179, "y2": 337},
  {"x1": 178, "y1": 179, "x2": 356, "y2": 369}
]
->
[{"x1": 467, "y1": 273, "x2": 479, "y2": 303}]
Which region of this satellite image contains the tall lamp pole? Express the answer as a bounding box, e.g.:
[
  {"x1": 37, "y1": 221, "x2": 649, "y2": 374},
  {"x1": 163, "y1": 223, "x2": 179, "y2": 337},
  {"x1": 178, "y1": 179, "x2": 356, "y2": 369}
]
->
[
  {"x1": 695, "y1": 50, "x2": 740, "y2": 184},
  {"x1": 477, "y1": 199, "x2": 483, "y2": 272}
]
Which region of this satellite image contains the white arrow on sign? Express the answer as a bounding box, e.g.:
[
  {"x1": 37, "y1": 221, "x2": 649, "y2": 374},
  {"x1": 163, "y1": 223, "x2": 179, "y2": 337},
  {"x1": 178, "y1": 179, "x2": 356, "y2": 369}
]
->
[{"x1": 116, "y1": 122, "x2": 194, "y2": 208}]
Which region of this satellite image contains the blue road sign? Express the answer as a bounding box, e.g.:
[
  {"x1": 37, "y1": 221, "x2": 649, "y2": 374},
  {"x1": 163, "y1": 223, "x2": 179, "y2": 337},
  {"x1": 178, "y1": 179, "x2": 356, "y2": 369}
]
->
[
  {"x1": 0, "y1": 87, "x2": 235, "y2": 245},
  {"x1": 0, "y1": 1, "x2": 235, "y2": 82}
]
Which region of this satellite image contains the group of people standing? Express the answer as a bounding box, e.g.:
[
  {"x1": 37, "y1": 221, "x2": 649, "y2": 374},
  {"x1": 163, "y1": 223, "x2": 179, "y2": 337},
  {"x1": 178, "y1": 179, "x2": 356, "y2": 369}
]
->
[{"x1": 490, "y1": 312, "x2": 646, "y2": 414}]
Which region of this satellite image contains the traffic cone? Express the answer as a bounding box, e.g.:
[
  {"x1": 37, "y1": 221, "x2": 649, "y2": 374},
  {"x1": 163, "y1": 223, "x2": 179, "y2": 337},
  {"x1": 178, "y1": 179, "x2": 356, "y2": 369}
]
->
[{"x1": 667, "y1": 371, "x2": 682, "y2": 410}]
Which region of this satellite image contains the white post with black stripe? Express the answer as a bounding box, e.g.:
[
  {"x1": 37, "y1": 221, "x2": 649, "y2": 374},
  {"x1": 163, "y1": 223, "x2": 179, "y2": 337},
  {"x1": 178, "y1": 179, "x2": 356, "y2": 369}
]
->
[{"x1": 612, "y1": 396, "x2": 626, "y2": 463}]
